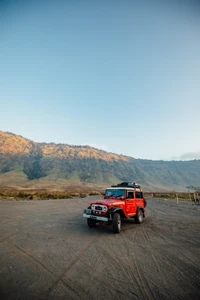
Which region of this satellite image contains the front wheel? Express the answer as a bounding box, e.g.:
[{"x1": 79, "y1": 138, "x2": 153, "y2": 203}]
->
[
  {"x1": 135, "y1": 209, "x2": 144, "y2": 224},
  {"x1": 112, "y1": 213, "x2": 121, "y2": 233},
  {"x1": 87, "y1": 218, "x2": 96, "y2": 228}
]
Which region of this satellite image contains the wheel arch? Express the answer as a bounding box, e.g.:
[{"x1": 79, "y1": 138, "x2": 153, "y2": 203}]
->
[{"x1": 137, "y1": 206, "x2": 145, "y2": 214}]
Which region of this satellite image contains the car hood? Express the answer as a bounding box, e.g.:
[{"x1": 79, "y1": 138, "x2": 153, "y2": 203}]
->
[{"x1": 90, "y1": 199, "x2": 124, "y2": 207}]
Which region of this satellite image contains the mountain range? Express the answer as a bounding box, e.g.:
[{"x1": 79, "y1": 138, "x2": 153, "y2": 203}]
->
[{"x1": 0, "y1": 130, "x2": 199, "y2": 192}]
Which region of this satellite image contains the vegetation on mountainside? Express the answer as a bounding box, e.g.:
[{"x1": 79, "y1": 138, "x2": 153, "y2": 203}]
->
[{"x1": 0, "y1": 188, "x2": 195, "y2": 200}]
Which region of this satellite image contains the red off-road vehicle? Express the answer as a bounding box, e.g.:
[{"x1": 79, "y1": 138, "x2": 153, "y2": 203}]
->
[{"x1": 83, "y1": 182, "x2": 147, "y2": 233}]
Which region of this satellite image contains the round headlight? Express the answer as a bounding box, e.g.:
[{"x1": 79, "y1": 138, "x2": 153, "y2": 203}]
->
[{"x1": 102, "y1": 206, "x2": 107, "y2": 212}]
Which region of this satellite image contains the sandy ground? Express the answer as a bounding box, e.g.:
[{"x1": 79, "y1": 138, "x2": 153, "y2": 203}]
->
[{"x1": 0, "y1": 196, "x2": 200, "y2": 300}]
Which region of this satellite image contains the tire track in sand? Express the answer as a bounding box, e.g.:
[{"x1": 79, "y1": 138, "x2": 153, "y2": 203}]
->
[
  {"x1": 141, "y1": 228, "x2": 173, "y2": 299},
  {"x1": 93, "y1": 242, "x2": 138, "y2": 299},
  {"x1": 120, "y1": 225, "x2": 156, "y2": 300},
  {"x1": 47, "y1": 234, "x2": 98, "y2": 298}
]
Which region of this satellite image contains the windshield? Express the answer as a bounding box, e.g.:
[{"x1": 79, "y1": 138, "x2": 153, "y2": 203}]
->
[{"x1": 105, "y1": 189, "x2": 125, "y2": 198}]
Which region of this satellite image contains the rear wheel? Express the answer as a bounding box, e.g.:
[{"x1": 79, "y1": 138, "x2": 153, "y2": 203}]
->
[
  {"x1": 87, "y1": 218, "x2": 96, "y2": 228},
  {"x1": 112, "y1": 213, "x2": 121, "y2": 233},
  {"x1": 135, "y1": 209, "x2": 144, "y2": 224}
]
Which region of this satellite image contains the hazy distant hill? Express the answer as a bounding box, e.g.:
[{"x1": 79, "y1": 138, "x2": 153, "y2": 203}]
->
[{"x1": 0, "y1": 130, "x2": 199, "y2": 191}]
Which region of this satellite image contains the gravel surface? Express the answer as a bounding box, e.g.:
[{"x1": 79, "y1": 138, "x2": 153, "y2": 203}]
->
[{"x1": 0, "y1": 196, "x2": 200, "y2": 300}]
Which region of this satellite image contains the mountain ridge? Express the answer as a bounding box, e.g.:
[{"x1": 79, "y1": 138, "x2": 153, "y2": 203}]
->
[
  {"x1": 0, "y1": 130, "x2": 199, "y2": 192},
  {"x1": 0, "y1": 130, "x2": 131, "y2": 162}
]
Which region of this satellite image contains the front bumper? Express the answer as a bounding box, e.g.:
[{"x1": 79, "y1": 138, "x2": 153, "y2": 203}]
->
[
  {"x1": 83, "y1": 214, "x2": 109, "y2": 222},
  {"x1": 83, "y1": 209, "x2": 109, "y2": 222}
]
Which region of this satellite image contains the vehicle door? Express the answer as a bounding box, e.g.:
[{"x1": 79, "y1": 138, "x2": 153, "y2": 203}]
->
[
  {"x1": 135, "y1": 191, "x2": 143, "y2": 208},
  {"x1": 125, "y1": 190, "x2": 136, "y2": 215}
]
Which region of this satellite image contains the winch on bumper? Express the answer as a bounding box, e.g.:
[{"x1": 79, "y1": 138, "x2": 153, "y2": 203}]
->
[{"x1": 83, "y1": 208, "x2": 111, "y2": 222}]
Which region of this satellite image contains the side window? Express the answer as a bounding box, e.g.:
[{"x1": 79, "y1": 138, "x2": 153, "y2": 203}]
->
[
  {"x1": 136, "y1": 191, "x2": 142, "y2": 198},
  {"x1": 127, "y1": 191, "x2": 134, "y2": 199}
]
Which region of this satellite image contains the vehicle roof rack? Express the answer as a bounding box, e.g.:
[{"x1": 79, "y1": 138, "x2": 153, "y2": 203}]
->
[{"x1": 111, "y1": 182, "x2": 141, "y2": 189}]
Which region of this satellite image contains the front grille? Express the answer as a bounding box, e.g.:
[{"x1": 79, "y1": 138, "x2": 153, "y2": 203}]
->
[{"x1": 95, "y1": 206, "x2": 102, "y2": 211}]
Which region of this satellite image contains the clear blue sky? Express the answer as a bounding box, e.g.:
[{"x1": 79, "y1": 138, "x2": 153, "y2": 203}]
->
[{"x1": 0, "y1": 0, "x2": 200, "y2": 160}]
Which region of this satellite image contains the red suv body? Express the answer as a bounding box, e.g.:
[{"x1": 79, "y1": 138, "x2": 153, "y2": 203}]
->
[{"x1": 83, "y1": 182, "x2": 146, "y2": 233}]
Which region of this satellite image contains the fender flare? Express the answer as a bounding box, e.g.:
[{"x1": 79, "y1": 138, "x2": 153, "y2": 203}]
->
[{"x1": 107, "y1": 207, "x2": 126, "y2": 218}]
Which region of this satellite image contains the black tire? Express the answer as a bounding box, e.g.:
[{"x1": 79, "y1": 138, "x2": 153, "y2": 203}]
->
[
  {"x1": 112, "y1": 213, "x2": 121, "y2": 233},
  {"x1": 144, "y1": 198, "x2": 147, "y2": 207},
  {"x1": 87, "y1": 218, "x2": 96, "y2": 228},
  {"x1": 135, "y1": 209, "x2": 144, "y2": 224}
]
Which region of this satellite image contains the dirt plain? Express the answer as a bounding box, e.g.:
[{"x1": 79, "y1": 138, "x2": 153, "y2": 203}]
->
[{"x1": 0, "y1": 196, "x2": 200, "y2": 300}]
